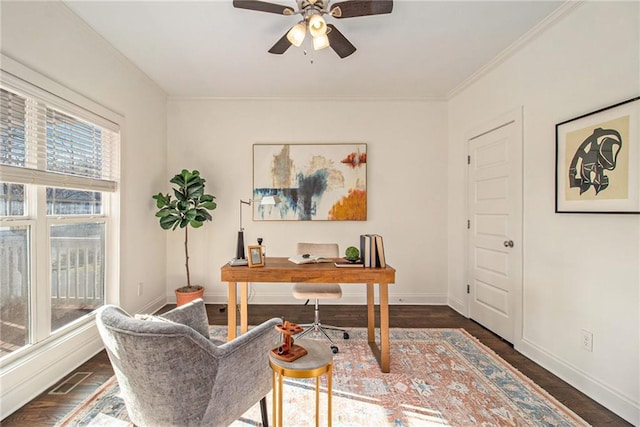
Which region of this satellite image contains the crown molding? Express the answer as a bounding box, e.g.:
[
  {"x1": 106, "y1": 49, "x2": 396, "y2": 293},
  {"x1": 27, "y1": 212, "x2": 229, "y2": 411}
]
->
[
  {"x1": 446, "y1": 0, "x2": 585, "y2": 100},
  {"x1": 167, "y1": 95, "x2": 448, "y2": 102}
]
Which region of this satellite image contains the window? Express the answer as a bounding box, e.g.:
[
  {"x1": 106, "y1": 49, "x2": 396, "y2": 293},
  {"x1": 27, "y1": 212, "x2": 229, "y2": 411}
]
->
[{"x1": 0, "y1": 71, "x2": 120, "y2": 360}]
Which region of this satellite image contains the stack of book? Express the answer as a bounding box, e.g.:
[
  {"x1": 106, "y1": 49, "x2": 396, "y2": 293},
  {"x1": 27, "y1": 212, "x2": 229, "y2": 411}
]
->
[{"x1": 359, "y1": 234, "x2": 386, "y2": 268}]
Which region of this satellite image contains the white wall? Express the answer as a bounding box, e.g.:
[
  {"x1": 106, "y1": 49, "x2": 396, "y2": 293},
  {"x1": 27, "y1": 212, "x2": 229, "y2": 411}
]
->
[
  {"x1": 2, "y1": 0, "x2": 636, "y2": 423},
  {"x1": 447, "y1": 2, "x2": 639, "y2": 423},
  {"x1": 0, "y1": 0, "x2": 167, "y2": 416},
  {"x1": 166, "y1": 99, "x2": 449, "y2": 305}
]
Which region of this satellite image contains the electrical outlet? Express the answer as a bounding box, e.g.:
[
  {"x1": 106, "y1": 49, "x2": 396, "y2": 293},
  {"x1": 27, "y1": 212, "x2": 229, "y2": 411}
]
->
[
  {"x1": 580, "y1": 329, "x2": 593, "y2": 352},
  {"x1": 137, "y1": 282, "x2": 143, "y2": 297}
]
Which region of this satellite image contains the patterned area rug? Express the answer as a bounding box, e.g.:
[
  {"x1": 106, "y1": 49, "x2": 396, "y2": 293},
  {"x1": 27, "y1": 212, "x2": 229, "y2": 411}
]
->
[{"x1": 57, "y1": 328, "x2": 588, "y2": 426}]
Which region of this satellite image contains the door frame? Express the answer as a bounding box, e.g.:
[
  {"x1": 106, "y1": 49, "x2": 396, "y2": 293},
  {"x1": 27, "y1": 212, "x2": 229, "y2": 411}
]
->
[{"x1": 464, "y1": 106, "x2": 524, "y2": 347}]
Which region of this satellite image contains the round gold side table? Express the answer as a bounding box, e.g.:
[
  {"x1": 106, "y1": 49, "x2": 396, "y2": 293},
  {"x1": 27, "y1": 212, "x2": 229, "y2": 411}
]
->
[{"x1": 268, "y1": 339, "x2": 334, "y2": 427}]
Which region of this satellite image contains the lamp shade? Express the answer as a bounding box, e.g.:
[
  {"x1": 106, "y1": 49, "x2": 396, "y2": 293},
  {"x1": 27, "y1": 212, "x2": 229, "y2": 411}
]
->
[
  {"x1": 260, "y1": 195, "x2": 281, "y2": 205},
  {"x1": 287, "y1": 22, "x2": 306, "y2": 47},
  {"x1": 313, "y1": 34, "x2": 330, "y2": 50},
  {"x1": 308, "y1": 14, "x2": 327, "y2": 37}
]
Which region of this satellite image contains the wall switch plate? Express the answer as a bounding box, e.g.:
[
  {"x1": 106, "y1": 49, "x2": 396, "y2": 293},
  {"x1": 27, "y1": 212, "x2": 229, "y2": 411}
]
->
[
  {"x1": 137, "y1": 282, "x2": 143, "y2": 297},
  {"x1": 581, "y1": 329, "x2": 593, "y2": 352}
]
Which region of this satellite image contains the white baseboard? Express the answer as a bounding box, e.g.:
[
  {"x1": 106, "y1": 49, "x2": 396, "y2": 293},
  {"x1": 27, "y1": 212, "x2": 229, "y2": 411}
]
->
[
  {"x1": 517, "y1": 338, "x2": 639, "y2": 425},
  {"x1": 137, "y1": 294, "x2": 169, "y2": 315},
  {"x1": 167, "y1": 291, "x2": 448, "y2": 306},
  {"x1": 447, "y1": 296, "x2": 467, "y2": 316},
  {"x1": 0, "y1": 320, "x2": 104, "y2": 419}
]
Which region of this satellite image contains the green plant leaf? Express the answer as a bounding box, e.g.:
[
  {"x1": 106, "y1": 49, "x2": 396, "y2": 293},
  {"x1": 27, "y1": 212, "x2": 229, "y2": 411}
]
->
[
  {"x1": 170, "y1": 170, "x2": 190, "y2": 187},
  {"x1": 169, "y1": 176, "x2": 183, "y2": 188},
  {"x1": 174, "y1": 188, "x2": 187, "y2": 202},
  {"x1": 197, "y1": 209, "x2": 212, "y2": 222},
  {"x1": 186, "y1": 181, "x2": 204, "y2": 199},
  {"x1": 159, "y1": 215, "x2": 179, "y2": 230},
  {"x1": 153, "y1": 193, "x2": 171, "y2": 208}
]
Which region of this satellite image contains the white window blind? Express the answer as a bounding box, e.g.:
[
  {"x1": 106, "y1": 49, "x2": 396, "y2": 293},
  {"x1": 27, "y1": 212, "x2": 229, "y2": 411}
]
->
[
  {"x1": 0, "y1": 73, "x2": 119, "y2": 192},
  {"x1": 0, "y1": 88, "x2": 29, "y2": 168}
]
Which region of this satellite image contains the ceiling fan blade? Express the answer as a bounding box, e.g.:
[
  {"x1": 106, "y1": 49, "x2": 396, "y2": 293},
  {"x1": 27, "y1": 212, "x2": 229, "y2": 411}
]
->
[
  {"x1": 233, "y1": 0, "x2": 295, "y2": 15},
  {"x1": 330, "y1": 0, "x2": 393, "y2": 18},
  {"x1": 326, "y1": 24, "x2": 356, "y2": 58},
  {"x1": 268, "y1": 30, "x2": 293, "y2": 54}
]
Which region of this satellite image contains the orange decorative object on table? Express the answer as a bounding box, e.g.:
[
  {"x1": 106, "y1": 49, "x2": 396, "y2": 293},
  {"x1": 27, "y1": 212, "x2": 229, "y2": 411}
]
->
[{"x1": 270, "y1": 321, "x2": 308, "y2": 362}]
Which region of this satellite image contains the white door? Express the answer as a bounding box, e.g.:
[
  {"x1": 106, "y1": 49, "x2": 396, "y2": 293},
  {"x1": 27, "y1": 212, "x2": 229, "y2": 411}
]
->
[{"x1": 467, "y1": 112, "x2": 522, "y2": 343}]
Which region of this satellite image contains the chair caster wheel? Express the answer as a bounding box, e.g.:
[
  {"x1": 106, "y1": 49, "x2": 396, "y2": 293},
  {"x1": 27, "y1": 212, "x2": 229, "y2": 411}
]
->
[
  {"x1": 343, "y1": 332, "x2": 350, "y2": 340},
  {"x1": 331, "y1": 345, "x2": 339, "y2": 354}
]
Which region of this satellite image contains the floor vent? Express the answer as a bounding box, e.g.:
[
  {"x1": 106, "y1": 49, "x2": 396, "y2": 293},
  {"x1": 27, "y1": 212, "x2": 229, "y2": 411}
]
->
[{"x1": 49, "y1": 372, "x2": 93, "y2": 395}]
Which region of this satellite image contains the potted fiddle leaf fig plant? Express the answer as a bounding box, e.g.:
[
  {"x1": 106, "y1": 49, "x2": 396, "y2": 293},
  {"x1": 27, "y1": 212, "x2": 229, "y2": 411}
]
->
[{"x1": 153, "y1": 169, "x2": 217, "y2": 306}]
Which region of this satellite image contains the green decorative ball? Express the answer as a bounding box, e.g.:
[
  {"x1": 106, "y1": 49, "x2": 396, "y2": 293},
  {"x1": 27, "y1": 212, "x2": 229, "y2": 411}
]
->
[{"x1": 345, "y1": 246, "x2": 360, "y2": 261}]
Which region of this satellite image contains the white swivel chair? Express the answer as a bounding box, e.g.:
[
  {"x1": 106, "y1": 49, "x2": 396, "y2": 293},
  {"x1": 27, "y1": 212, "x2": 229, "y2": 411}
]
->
[{"x1": 292, "y1": 242, "x2": 349, "y2": 354}]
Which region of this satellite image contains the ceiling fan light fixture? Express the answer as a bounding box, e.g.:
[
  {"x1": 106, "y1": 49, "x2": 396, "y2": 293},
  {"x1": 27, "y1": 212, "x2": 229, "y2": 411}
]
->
[
  {"x1": 287, "y1": 22, "x2": 307, "y2": 47},
  {"x1": 233, "y1": 0, "x2": 394, "y2": 59},
  {"x1": 313, "y1": 34, "x2": 330, "y2": 50},
  {"x1": 308, "y1": 13, "x2": 327, "y2": 37}
]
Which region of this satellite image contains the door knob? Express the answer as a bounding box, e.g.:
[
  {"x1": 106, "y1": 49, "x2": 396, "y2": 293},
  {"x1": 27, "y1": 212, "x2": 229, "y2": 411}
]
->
[{"x1": 503, "y1": 240, "x2": 514, "y2": 248}]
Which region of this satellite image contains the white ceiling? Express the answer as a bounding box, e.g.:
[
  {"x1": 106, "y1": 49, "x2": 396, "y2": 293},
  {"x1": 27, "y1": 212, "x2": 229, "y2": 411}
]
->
[{"x1": 63, "y1": 0, "x2": 565, "y2": 99}]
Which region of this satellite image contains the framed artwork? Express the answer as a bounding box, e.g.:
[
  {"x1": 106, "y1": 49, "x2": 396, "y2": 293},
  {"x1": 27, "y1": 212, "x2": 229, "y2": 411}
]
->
[
  {"x1": 247, "y1": 245, "x2": 264, "y2": 268},
  {"x1": 555, "y1": 97, "x2": 639, "y2": 214},
  {"x1": 253, "y1": 143, "x2": 367, "y2": 221}
]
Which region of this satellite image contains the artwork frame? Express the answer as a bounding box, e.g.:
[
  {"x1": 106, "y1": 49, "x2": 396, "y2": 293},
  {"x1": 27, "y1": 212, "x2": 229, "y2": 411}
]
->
[
  {"x1": 253, "y1": 143, "x2": 367, "y2": 221},
  {"x1": 555, "y1": 97, "x2": 640, "y2": 214},
  {"x1": 247, "y1": 245, "x2": 264, "y2": 268}
]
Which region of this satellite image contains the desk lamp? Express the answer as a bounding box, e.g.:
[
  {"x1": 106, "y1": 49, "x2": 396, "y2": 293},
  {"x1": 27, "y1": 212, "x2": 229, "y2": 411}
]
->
[{"x1": 233, "y1": 195, "x2": 280, "y2": 262}]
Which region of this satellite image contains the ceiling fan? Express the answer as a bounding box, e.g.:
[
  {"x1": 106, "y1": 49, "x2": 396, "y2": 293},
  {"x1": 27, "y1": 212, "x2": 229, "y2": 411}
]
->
[{"x1": 232, "y1": 0, "x2": 393, "y2": 59}]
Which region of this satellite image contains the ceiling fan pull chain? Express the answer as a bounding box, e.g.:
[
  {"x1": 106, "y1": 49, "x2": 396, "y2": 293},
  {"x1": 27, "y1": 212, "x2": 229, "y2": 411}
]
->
[{"x1": 303, "y1": 49, "x2": 315, "y2": 65}]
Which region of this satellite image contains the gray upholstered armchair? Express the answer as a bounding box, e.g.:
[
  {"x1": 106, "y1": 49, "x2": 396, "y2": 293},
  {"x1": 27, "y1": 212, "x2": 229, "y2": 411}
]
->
[{"x1": 96, "y1": 299, "x2": 281, "y2": 426}]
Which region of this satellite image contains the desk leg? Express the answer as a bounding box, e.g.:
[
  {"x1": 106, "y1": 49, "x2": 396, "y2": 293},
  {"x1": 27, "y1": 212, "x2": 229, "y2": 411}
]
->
[
  {"x1": 380, "y1": 282, "x2": 390, "y2": 373},
  {"x1": 240, "y1": 282, "x2": 248, "y2": 335},
  {"x1": 227, "y1": 282, "x2": 237, "y2": 341},
  {"x1": 366, "y1": 283, "x2": 375, "y2": 343}
]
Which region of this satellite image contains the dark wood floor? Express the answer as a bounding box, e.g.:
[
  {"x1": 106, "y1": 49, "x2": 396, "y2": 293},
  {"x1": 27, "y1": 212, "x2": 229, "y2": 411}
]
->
[{"x1": 2, "y1": 304, "x2": 631, "y2": 426}]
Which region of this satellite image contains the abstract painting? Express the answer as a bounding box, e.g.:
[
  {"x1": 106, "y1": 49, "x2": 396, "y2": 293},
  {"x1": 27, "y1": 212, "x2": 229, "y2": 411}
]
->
[
  {"x1": 555, "y1": 97, "x2": 639, "y2": 213},
  {"x1": 253, "y1": 143, "x2": 367, "y2": 221}
]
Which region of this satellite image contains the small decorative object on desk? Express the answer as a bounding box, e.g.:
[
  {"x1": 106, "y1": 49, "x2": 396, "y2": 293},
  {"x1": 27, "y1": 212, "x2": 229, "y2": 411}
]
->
[
  {"x1": 334, "y1": 260, "x2": 364, "y2": 268},
  {"x1": 344, "y1": 246, "x2": 360, "y2": 262},
  {"x1": 271, "y1": 321, "x2": 308, "y2": 362},
  {"x1": 257, "y1": 237, "x2": 265, "y2": 257},
  {"x1": 229, "y1": 258, "x2": 248, "y2": 266},
  {"x1": 335, "y1": 244, "x2": 364, "y2": 267},
  {"x1": 248, "y1": 244, "x2": 264, "y2": 267},
  {"x1": 288, "y1": 254, "x2": 333, "y2": 264}
]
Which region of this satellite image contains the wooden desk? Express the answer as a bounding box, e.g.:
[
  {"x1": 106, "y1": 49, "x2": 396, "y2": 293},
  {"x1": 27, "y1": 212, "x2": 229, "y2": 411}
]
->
[{"x1": 221, "y1": 257, "x2": 396, "y2": 373}]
